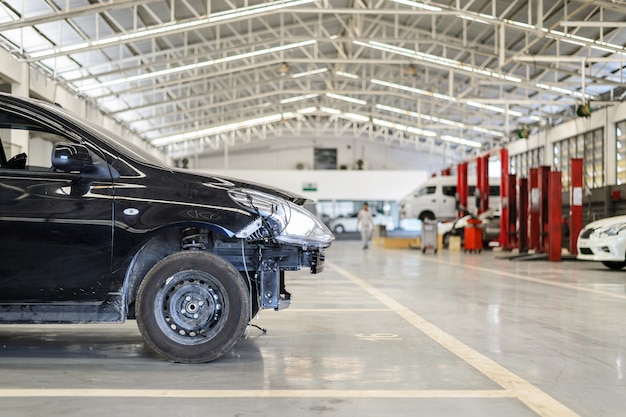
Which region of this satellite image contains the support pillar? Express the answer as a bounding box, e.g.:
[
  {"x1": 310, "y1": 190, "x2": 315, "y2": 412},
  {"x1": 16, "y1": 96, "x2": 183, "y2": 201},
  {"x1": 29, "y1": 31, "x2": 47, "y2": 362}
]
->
[
  {"x1": 499, "y1": 148, "x2": 509, "y2": 248},
  {"x1": 537, "y1": 166, "x2": 551, "y2": 253},
  {"x1": 518, "y1": 177, "x2": 529, "y2": 253},
  {"x1": 529, "y1": 168, "x2": 540, "y2": 251},
  {"x1": 476, "y1": 154, "x2": 490, "y2": 214},
  {"x1": 476, "y1": 156, "x2": 485, "y2": 214},
  {"x1": 548, "y1": 171, "x2": 562, "y2": 261},
  {"x1": 457, "y1": 162, "x2": 468, "y2": 217},
  {"x1": 569, "y1": 158, "x2": 583, "y2": 255},
  {"x1": 505, "y1": 174, "x2": 518, "y2": 250}
]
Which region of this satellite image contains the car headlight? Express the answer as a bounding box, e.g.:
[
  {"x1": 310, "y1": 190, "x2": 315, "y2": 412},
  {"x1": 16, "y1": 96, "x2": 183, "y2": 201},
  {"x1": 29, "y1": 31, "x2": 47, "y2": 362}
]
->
[
  {"x1": 229, "y1": 188, "x2": 335, "y2": 248},
  {"x1": 597, "y1": 223, "x2": 626, "y2": 237}
]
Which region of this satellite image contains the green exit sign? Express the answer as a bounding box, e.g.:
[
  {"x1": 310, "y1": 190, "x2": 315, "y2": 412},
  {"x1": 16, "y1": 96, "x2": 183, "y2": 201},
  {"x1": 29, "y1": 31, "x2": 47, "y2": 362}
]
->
[{"x1": 302, "y1": 182, "x2": 317, "y2": 192}]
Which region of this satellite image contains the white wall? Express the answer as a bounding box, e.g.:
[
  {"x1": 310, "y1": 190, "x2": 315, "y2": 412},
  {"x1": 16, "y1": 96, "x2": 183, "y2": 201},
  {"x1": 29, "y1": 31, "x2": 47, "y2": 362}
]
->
[
  {"x1": 204, "y1": 169, "x2": 429, "y2": 202},
  {"x1": 193, "y1": 136, "x2": 449, "y2": 172}
]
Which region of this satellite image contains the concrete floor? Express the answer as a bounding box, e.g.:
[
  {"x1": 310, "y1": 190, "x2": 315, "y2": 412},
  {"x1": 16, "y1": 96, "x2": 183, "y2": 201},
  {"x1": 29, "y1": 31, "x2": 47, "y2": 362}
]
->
[{"x1": 0, "y1": 240, "x2": 625, "y2": 417}]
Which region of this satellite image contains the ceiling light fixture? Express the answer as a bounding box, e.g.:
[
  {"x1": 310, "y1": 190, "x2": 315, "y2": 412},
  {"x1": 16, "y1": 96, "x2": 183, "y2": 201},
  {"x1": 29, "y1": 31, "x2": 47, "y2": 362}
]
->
[
  {"x1": 376, "y1": 103, "x2": 505, "y2": 138},
  {"x1": 152, "y1": 111, "x2": 300, "y2": 146},
  {"x1": 326, "y1": 92, "x2": 367, "y2": 105},
  {"x1": 292, "y1": 67, "x2": 329, "y2": 78},
  {"x1": 29, "y1": 0, "x2": 316, "y2": 59},
  {"x1": 355, "y1": 40, "x2": 522, "y2": 83},
  {"x1": 336, "y1": 70, "x2": 359, "y2": 79},
  {"x1": 279, "y1": 93, "x2": 319, "y2": 104},
  {"x1": 278, "y1": 62, "x2": 290, "y2": 76},
  {"x1": 390, "y1": 0, "x2": 442, "y2": 12},
  {"x1": 372, "y1": 79, "x2": 456, "y2": 102},
  {"x1": 79, "y1": 40, "x2": 317, "y2": 92}
]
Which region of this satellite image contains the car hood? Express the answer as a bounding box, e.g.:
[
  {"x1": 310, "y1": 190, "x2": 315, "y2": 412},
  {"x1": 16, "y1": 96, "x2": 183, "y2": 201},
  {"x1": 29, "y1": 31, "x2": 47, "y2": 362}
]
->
[
  {"x1": 172, "y1": 168, "x2": 311, "y2": 205},
  {"x1": 582, "y1": 215, "x2": 626, "y2": 231}
]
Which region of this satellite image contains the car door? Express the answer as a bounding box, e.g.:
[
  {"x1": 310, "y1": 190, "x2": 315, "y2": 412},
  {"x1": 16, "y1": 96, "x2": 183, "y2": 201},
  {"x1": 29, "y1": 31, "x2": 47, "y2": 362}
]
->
[{"x1": 0, "y1": 111, "x2": 114, "y2": 303}]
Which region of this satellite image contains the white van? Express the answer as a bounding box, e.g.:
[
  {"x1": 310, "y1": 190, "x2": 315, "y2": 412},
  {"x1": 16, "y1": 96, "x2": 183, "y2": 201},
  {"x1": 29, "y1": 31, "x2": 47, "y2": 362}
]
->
[{"x1": 399, "y1": 176, "x2": 500, "y2": 221}]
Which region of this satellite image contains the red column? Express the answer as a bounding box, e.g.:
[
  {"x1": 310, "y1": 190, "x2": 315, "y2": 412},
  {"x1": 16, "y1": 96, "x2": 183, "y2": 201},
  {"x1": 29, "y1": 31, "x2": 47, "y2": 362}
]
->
[
  {"x1": 476, "y1": 156, "x2": 485, "y2": 214},
  {"x1": 518, "y1": 177, "x2": 529, "y2": 253},
  {"x1": 476, "y1": 155, "x2": 490, "y2": 214},
  {"x1": 548, "y1": 171, "x2": 562, "y2": 261},
  {"x1": 529, "y1": 168, "x2": 539, "y2": 250},
  {"x1": 499, "y1": 148, "x2": 509, "y2": 248},
  {"x1": 457, "y1": 162, "x2": 468, "y2": 217},
  {"x1": 537, "y1": 166, "x2": 551, "y2": 253},
  {"x1": 505, "y1": 174, "x2": 518, "y2": 249},
  {"x1": 570, "y1": 158, "x2": 583, "y2": 254}
]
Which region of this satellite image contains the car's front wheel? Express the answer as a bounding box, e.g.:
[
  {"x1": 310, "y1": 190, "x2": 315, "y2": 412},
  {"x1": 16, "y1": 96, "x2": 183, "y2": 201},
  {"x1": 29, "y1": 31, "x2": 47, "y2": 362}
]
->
[
  {"x1": 136, "y1": 251, "x2": 250, "y2": 363},
  {"x1": 601, "y1": 261, "x2": 626, "y2": 270}
]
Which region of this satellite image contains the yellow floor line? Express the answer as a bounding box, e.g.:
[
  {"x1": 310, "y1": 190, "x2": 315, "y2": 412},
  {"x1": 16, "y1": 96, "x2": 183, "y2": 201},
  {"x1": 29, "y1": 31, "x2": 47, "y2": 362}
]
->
[{"x1": 327, "y1": 261, "x2": 581, "y2": 417}]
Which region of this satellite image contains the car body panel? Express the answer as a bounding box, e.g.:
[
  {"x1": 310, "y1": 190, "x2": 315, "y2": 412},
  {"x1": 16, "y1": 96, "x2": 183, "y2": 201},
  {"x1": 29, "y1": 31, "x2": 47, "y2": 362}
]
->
[
  {"x1": 0, "y1": 92, "x2": 333, "y2": 324},
  {"x1": 577, "y1": 215, "x2": 626, "y2": 263}
]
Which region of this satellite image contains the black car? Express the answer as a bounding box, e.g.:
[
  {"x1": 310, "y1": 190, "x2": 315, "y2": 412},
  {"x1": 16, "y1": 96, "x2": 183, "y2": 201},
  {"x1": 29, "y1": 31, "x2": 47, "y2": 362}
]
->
[{"x1": 0, "y1": 93, "x2": 334, "y2": 363}]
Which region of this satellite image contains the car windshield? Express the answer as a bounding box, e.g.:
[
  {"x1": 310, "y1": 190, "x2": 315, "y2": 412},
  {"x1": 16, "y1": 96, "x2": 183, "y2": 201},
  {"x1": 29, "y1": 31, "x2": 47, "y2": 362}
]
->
[{"x1": 41, "y1": 100, "x2": 168, "y2": 168}]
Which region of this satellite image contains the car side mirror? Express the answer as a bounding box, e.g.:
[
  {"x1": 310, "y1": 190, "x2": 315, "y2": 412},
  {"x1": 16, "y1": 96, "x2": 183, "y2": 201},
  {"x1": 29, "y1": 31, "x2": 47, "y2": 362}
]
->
[{"x1": 52, "y1": 142, "x2": 119, "y2": 179}]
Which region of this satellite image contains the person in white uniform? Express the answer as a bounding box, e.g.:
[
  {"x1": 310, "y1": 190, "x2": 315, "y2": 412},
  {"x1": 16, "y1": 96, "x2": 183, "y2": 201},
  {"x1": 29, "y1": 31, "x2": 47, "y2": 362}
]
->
[{"x1": 357, "y1": 202, "x2": 375, "y2": 249}]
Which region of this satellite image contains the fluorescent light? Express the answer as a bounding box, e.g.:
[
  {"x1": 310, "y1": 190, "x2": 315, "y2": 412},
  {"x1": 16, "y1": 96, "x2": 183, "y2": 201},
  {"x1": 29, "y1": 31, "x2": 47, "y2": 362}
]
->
[
  {"x1": 390, "y1": 0, "x2": 442, "y2": 12},
  {"x1": 376, "y1": 103, "x2": 505, "y2": 138},
  {"x1": 152, "y1": 111, "x2": 299, "y2": 146},
  {"x1": 80, "y1": 40, "x2": 316, "y2": 91},
  {"x1": 336, "y1": 70, "x2": 359, "y2": 79},
  {"x1": 466, "y1": 101, "x2": 523, "y2": 117},
  {"x1": 376, "y1": 104, "x2": 464, "y2": 128},
  {"x1": 320, "y1": 106, "x2": 341, "y2": 115},
  {"x1": 441, "y1": 135, "x2": 483, "y2": 147},
  {"x1": 372, "y1": 79, "x2": 456, "y2": 102},
  {"x1": 356, "y1": 40, "x2": 522, "y2": 83},
  {"x1": 292, "y1": 68, "x2": 328, "y2": 78},
  {"x1": 326, "y1": 92, "x2": 367, "y2": 105},
  {"x1": 29, "y1": 0, "x2": 316, "y2": 58},
  {"x1": 279, "y1": 93, "x2": 319, "y2": 104}
]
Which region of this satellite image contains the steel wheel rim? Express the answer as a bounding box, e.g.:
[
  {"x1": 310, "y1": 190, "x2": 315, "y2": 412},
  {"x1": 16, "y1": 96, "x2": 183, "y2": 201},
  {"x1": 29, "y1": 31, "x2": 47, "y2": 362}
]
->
[{"x1": 155, "y1": 270, "x2": 228, "y2": 346}]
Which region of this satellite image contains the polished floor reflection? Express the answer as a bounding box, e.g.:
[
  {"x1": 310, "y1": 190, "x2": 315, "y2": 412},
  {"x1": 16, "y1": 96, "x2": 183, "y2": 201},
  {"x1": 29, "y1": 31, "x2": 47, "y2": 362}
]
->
[{"x1": 0, "y1": 241, "x2": 624, "y2": 417}]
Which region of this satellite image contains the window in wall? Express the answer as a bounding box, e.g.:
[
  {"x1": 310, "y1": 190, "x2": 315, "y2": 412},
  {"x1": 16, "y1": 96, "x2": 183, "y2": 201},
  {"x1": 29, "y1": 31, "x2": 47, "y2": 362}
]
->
[
  {"x1": 585, "y1": 127, "x2": 604, "y2": 189},
  {"x1": 314, "y1": 148, "x2": 337, "y2": 170},
  {"x1": 554, "y1": 127, "x2": 604, "y2": 191},
  {"x1": 510, "y1": 147, "x2": 544, "y2": 179},
  {"x1": 617, "y1": 120, "x2": 626, "y2": 185}
]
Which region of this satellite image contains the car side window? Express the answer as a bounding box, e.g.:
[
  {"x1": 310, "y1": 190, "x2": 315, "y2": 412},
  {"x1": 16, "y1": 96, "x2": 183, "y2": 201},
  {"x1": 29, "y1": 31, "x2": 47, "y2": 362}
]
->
[
  {"x1": 442, "y1": 185, "x2": 457, "y2": 197},
  {"x1": 417, "y1": 186, "x2": 436, "y2": 197},
  {"x1": 0, "y1": 112, "x2": 73, "y2": 172}
]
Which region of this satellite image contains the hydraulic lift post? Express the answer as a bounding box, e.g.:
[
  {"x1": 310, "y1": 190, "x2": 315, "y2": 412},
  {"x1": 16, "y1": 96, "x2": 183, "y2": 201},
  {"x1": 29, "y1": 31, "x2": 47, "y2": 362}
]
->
[
  {"x1": 548, "y1": 171, "x2": 563, "y2": 261},
  {"x1": 569, "y1": 158, "x2": 583, "y2": 255},
  {"x1": 537, "y1": 166, "x2": 551, "y2": 253},
  {"x1": 499, "y1": 148, "x2": 509, "y2": 248},
  {"x1": 518, "y1": 177, "x2": 529, "y2": 253},
  {"x1": 505, "y1": 173, "x2": 518, "y2": 250},
  {"x1": 457, "y1": 162, "x2": 468, "y2": 217},
  {"x1": 528, "y1": 168, "x2": 539, "y2": 251}
]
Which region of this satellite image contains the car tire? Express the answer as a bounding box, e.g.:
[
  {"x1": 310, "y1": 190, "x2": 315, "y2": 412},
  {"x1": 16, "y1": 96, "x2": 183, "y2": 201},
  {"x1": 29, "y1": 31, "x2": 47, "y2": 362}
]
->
[
  {"x1": 333, "y1": 224, "x2": 345, "y2": 234},
  {"x1": 419, "y1": 212, "x2": 435, "y2": 221},
  {"x1": 136, "y1": 251, "x2": 250, "y2": 363},
  {"x1": 601, "y1": 261, "x2": 626, "y2": 270}
]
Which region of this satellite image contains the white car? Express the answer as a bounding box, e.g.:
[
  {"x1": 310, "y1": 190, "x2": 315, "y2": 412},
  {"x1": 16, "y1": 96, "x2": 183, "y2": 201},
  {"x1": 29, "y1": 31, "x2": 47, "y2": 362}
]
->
[
  {"x1": 577, "y1": 215, "x2": 626, "y2": 270},
  {"x1": 328, "y1": 212, "x2": 393, "y2": 234}
]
